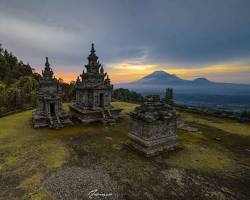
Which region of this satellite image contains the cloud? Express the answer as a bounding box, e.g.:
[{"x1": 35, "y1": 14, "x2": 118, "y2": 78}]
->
[
  {"x1": 0, "y1": 0, "x2": 250, "y2": 83},
  {"x1": 166, "y1": 64, "x2": 250, "y2": 82},
  {"x1": 0, "y1": 15, "x2": 82, "y2": 53}
]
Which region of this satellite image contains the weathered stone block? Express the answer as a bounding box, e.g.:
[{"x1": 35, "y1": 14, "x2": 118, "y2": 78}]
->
[{"x1": 127, "y1": 94, "x2": 177, "y2": 157}]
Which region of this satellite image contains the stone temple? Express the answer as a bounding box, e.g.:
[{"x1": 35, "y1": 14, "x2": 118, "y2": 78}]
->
[
  {"x1": 70, "y1": 44, "x2": 122, "y2": 124},
  {"x1": 165, "y1": 88, "x2": 174, "y2": 105},
  {"x1": 32, "y1": 57, "x2": 72, "y2": 129},
  {"x1": 127, "y1": 94, "x2": 177, "y2": 157}
]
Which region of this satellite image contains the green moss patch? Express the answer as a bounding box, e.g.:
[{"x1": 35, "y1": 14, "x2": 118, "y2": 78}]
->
[
  {"x1": 0, "y1": 109, "x2": 70, "y2": 199},
  {"x1": 112, "y1": 101, "x2": 139, "y2": 113},
  {"x1": 165, "y1": 142, "x2": 235, "y2": 171}
]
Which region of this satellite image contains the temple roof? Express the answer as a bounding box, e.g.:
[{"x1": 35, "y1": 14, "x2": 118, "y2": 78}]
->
[
  {"x1": 75, "y1": 43, "x2": 113, "y2": 90},
  {"x1": 42, "y1": 57, "x2": 54, "y2": 81},
  {"x1": 87, "y1": 43, "x2": 98, "y2": 61},
  {"x1": 45, "y1": 57, "x2": 50, "y2": 70}
]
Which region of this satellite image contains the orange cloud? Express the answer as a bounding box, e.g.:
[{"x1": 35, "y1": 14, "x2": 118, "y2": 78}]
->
[
  {"x1": 107, "y1": 63, "x2": 161, "y2": 83},
  {"x1": 166, "y1": 64, "x2": 250, "y2": 80},
  {"x1": 50, "y1": 62, "x2": 250, "y2": 84},
  {"x1": 108, "y1": 62, "x2": 250, "y2": 83},
  {"x1": 55, "y1": 71, "x2": 78, "y2": 83}
]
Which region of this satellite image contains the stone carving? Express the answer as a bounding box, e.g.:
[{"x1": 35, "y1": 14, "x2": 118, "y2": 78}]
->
[
  {"x1": 70, "y1": 44, "x2": 122, "y2": 124},
  {"x1": 127, "y1": 94, "x2": 177, "y2": 157},
  {"x1": 32, "y1": 57, "x2": 72, "y2": 129}
]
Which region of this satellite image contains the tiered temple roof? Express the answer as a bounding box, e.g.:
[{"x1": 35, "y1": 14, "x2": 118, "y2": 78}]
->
[{"x1": 76, "y1": 43, "x2": 112, "y2": 90}]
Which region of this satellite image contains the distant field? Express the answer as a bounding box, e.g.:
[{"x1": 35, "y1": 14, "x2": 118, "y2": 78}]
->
[
  {"x1": 0, "y1": 102, "x2": 249, "y2": 199},
  {"x1": 175, "y1": 94, "x2": 250, "y2": 113}
]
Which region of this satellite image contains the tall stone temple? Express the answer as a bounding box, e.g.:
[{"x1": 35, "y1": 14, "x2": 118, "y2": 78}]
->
[
  {"x1": 70, "y1": 43, "x2": 122, "y2": 124},
  {"x1": 32, "y1": 57, "x2": 72, "y2": 129}
]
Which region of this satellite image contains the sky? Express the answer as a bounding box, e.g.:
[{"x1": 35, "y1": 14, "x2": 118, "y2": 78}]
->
[{"x1": 0, "y1": 0, "x2": 250, "y2": 84}]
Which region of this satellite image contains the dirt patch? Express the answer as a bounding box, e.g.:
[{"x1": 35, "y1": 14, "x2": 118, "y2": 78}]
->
[{"x1": 17, "y1": 174, "x2": 43, "y2": 190}]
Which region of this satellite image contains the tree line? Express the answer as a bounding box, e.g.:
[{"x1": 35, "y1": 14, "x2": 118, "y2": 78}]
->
[
  {"x1": 112, "y1": 88, "x2": 143, "y2": 103},
  {"x1": 0, "y1": 44, "x2": 39, "y2": 115}
]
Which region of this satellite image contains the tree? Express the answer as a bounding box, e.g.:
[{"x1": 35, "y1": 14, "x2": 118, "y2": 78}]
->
[
  {"x1": 0, "y1": 43, "x2": 3, "y2": 53},
  {"x1": 0, "y1": 81, "x2": 6, "y2": 106},
  {"x1": 59, "y1": 80, "x2": 76, "y2": 102},
  {"x1": 112, "y1": 88, "x2": 143, "y2": 103},
  {"x1": 0, "y1": 45, "x2": 39, "y2": 114}
]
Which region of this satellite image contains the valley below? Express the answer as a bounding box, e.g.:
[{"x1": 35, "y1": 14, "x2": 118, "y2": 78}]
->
[{"x1": 115, "y1": 71, "x2": 250, "y2": 113}]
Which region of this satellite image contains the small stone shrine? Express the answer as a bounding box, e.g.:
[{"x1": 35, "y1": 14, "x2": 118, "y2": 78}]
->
[
  {"x1": 127, "y1": 94, "x2": 177, "y2": 156},
  {"x1": 165, "y1": 88, "x2": 174, "y2": 105},
  {"x1": 70, "y1": 43, "x2": 122, "y2": 124},
  {"x1": 32, "y1": 57, "x2": 72, "y2": 129}
]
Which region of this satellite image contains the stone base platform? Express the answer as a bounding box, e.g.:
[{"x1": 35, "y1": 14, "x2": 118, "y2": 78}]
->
[
  {"x1": 32, "y1": 111, "x2": 72, "y2": 129},
  {"x1": 69, "y1": 104, "x2": 122, "y2": 124},
  {"x1": 126, "y1": 132, "x2": 177, "y2": 157}
]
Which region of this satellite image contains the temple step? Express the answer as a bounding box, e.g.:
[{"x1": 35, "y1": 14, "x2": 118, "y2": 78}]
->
[
  {"x1": 102, "y1": 109, "x2": 117, "y2": 125},
  {"x1": 49, "y1": 115, "x2": 64, "y2": 129}
]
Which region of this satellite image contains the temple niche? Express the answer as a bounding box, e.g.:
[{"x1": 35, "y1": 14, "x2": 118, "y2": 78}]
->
[
  {"x1": 127, "y1": 94, "x2": 177, "y2": 157},
  {"x1": 70, "y1": 43, "x2": 122, "y2": 124},
  {"x1": 32, "y1": 57, "x2": 72, "y2": 129}
]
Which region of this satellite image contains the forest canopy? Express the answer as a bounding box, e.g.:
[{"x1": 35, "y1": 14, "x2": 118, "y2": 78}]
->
[
  {"x1": 0, "y1": 44, "x2": 39, "y2": 115},
  {"x1": 112, "y1": 88, "x2": 143, "y2": 103}
]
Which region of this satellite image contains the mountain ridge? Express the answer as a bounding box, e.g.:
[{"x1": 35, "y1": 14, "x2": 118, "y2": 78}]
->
[
  {"x1": 115, "y1": 70, "x2": 250, "y2": 96},
  {"x1": 126, "y1": 70, "x2": 249, "y2": 86}
]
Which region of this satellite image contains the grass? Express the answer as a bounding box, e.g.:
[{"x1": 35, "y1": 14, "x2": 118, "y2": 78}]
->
[
  {"x1": 165, "y1": 131, "x2": 236, "y2": 171},
  {"x1": 182, "y1": 112, "x2": 250, "y2": 136},
  {"x1": 0, "y1": 101, "x2": 249, "y2": 199},
  {"x1": 0, "y1": 110, "x2": 70, "y2": 173},
  {"x1": 112, "y1": 101, "x2": 139, "y2": 113},
  {"x1": 0, "y1": 109, "x2": 70, "y2": 199}
]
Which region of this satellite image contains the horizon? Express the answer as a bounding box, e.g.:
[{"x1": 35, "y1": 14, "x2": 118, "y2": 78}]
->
[
  {"x1": 31, "y1": 59, "x2": 250, "y2": 85},
  {"x1": 1, "y1": 0, "x2": 250, "y2": 84}
]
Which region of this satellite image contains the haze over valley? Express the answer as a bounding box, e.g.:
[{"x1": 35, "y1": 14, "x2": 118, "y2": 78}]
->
[{"x1": 116, "y1": 71, "x2": 250, "y2": 112}]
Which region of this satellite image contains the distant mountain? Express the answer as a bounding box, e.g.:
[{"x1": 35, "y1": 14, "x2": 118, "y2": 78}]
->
[
  {"x1": 115, "y1": 70, "x2": 250, "y2": 96},
  {"x1": 133, "y1": 71, "x2": 183, "y2": 84},
  {"x1": 130, "y1": 71, "x2": 213, "y2": 85},
  {"x1": 127, "y1": 71, "x2": 215, "y2": 86},
  {"x1": 192, "y1": 77, "x2": 212, "y2": 84}
]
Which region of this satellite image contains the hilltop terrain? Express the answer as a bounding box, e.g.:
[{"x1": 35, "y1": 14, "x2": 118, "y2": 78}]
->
[{"x1": 0, "y1": 102, "x2": 250, "y2": 199}]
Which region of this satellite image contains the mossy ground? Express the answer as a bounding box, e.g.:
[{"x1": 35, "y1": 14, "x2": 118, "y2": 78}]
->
[
  {"x1": 182, "y1": 111, "x2": 250, "y2": 136},
  {"x1": 0, "y1": 102, "x2": 250, "y2": 199}
]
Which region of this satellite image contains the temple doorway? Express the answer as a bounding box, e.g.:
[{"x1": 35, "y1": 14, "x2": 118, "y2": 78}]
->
[
  {"x1": 50, "y1": 103, "x2": 55, "y2": 116},
  {"x1": 99, "y1": 93, "x2": 104, "y2": 107}
]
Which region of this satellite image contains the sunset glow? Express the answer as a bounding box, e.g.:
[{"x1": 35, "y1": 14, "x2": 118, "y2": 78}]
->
[{"x1": 52, "y1": 62, "x2": 250, "y2": 84}]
